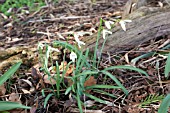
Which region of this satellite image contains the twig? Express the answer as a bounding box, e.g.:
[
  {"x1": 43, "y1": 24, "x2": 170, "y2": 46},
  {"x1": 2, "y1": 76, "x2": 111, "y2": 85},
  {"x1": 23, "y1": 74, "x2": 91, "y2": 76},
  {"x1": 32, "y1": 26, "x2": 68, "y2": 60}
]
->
[{"x1": 27, "y1": 16, "x2": 92, "y2": 23}]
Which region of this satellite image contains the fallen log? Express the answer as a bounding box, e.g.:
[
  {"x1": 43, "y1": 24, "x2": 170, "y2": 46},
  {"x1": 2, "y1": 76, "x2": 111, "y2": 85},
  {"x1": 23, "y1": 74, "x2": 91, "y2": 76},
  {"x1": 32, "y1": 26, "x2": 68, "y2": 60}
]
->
[{"x1": 82, "y1": 6, "x2": 170, "y2": 53}]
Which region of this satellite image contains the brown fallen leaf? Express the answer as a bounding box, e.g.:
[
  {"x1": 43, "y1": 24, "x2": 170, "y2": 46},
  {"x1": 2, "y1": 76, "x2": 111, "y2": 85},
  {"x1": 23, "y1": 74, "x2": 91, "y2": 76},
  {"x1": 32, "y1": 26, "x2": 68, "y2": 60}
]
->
[
  {"x1": 0, "y1": 84, "x2": 6, "y2": 96},
  {"x1": 84, "y1": 76, "x2": 97, "y2": 93},
  {"x1": 30, "y1": 107, "x2": 37, "y2": 113},
  {"x1": 8, "y1": 93, "x2": 21, "y2": 103},
  {"x1": 44, "y1": 75, "x2": 57, "y2": 85},
  {"x1": 59, "y1": 61, "x2": 68, "y2": 71}
]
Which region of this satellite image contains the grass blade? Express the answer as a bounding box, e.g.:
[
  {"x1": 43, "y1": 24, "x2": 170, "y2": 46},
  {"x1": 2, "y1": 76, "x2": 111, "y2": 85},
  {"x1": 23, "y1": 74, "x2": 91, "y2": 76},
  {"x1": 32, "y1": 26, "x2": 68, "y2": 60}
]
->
[
  {"x1": 93, "y1": 18, "x2": 103, "y2": 68},
  {"x1": 0, "y1": 62, "x2": 21, "y2": 85},
  {"x1": 44, "y1": 93, "x2": 54, "y2": 108},
  {"x1": 85, "y1": 85, "x2": 120, "y2": 90},
  {"x1": 0, "y1": 101, "x2": 31, "y2": 111},
  {"x1": 101, "y1": 70, "x2": 128, "y2": 95},
  {"x1": 53, "y1": 41, "x2": 79, "y2": 53},
  {"x1": 55, "y1": 61, "x2": 61, "y2": 98},
  {"x1": 92, "y1": 89, "x2": 117, "y2": 98},
  {"x1": 158, "y1": 94, "x2": 170, "y2": 113},
  {"x1": 84, "y1": 93, "x2": 110, "y2": 105},
  {"x1": 131, "y1": 52, "x2": 155, "y2": 65},
  {"x1": 104, "y1": 65, "x2": 148, "y2": 76},
  {"x1": 74, "y1": 70, "x2": 98, "y2": 78},
  {"x1": 77, "y1": 90, "x2": 83, "y2": 113},
  {"x1": 65, "y1": 86, "x2": 72, "y2": 95},
  {"x1": 78, "y1": 49, "x2": 90, "y2": 71},
  {"x1": 165, "y1": 53, "x2": 170, "y2": 78}
]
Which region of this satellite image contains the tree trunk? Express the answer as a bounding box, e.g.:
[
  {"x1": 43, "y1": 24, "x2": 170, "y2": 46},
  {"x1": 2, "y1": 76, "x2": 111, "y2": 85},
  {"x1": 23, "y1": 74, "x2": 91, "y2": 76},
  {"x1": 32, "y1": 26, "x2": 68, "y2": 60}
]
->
[{"x1": 82, "y1": 6, "x2": 170, "y2": 53}]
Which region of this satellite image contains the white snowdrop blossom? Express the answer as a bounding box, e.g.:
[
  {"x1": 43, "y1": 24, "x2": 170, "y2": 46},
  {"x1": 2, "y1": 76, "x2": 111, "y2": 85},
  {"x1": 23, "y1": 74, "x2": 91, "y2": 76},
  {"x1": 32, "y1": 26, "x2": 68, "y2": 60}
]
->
[
  {"x1": 38, "y1": 43, "x2": 44, "y2": 50},
  {"x1": 70, "y1": 51, "x2": 77, "y2": 62},
  {"x1": 74, "y1": 33, "x2": 85, "y2": 48},
  {"x1": 102, "y1": 29, "x2": 112, "y2": 39},
  {"x1": 105, "y1": 21, "x2": 115, "y2": 29},
  {"x1": 119, "y1": 19, "x2": 132, "y2": 31}
]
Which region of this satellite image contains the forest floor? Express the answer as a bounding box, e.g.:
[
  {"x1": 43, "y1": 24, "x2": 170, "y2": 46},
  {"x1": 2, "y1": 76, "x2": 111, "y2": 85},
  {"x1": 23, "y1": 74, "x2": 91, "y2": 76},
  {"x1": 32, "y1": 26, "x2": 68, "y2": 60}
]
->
[{"x1": 0, "y1": 0, "x2": 170, "y2": 113}]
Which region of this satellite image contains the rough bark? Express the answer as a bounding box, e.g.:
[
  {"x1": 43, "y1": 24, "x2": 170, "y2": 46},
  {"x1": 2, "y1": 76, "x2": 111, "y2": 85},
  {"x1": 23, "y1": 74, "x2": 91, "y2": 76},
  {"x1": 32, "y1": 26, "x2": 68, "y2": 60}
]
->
[{"x1": 82, "y1": 6, "x2": 170, "y2": 53}]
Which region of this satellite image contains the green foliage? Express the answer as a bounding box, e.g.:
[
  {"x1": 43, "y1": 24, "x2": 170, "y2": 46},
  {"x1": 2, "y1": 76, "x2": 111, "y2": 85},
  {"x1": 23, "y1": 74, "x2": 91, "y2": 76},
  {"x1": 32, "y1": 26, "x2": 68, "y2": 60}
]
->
[
  {"x1": 0, "y1": 0, "x2": 46, "y2": 15},
  {"x1": 158, "y1": 94, "x2": 170, "y2": 113},
  {"x1": 0, "y1": 62, "x2": 21, "y2": 85},
  {"x1": 103, "y1": 65, "x2": 148, "y2": 77},
  {"x1": 139, "y1": 94, "x2": 164, "y2": 107},
  {"x1": 165, "y1": 53, "x2": 170, "y2": 78},
  {"x1": 38, "y1": 41, "x2": 149, "y2": 112},
  {"x1": 37, "y1": 18, "x2": 149, "y2": 113},
  {"x1": 43, "y1": 93, "x2": 54, "y2": 108},
  {"x1": 157, "y1": 52, "x2": 170, "y2": 113},
  {"x1": 0, "y1": 62, "x2": 31, "y2": 111},
  {"x1": 0, "y1": 101, "x2": 31, "y2": 111}
]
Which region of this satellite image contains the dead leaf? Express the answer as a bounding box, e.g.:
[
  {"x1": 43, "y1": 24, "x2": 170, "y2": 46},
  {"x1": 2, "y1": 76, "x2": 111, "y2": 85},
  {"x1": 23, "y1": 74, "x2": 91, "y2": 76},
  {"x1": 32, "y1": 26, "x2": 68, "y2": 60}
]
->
[
  {"x1": 10, "y1": 109, "x2": 25, "y2": 113},
  {"x1": 84, "y1": 100, "x2": 95, "y2": 107},
  {"x1": 0, "y1": 84, "x2": 6, "y2": 96},
  {"x1": 30, "y1": 107, "x2": 37, "y2": 113},
  {"x1": 9, "y1": 93, "x2": 21, "y2": 103},
  {"x1": 31, "y1": 67, "x2": 42, "y2": 80},
  {"x1": 59, "y1": 61, "x2": 74, "y2": 76},
  {"x1": 44, "y1": 75, "x2": 56, "y2": 85},
  {"x1": 65, "y1": 65, "x2": 74, "y2": 76},
  {"x1": 84, "y1": 76, "x2": 97, "y2": 93},
  {"x1": 21, "y1": 89, "x2": 31, "y2": 94},
  {"x1": 59, "y1": 61, "x2": 67, "y2": 71},
  {"x1": 43, "y1": 61, "x2": 74, "y2": 85},
  {"x1": 124, "y1": 53, "x2": 129, "y2": 64}
]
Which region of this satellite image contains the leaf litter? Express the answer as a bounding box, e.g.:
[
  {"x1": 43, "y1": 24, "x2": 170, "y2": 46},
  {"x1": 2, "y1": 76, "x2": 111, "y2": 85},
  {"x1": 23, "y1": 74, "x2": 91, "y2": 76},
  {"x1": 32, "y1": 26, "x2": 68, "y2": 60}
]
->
[{"x1": 0, "y1": 0, "x2": 170, "y2": 112}]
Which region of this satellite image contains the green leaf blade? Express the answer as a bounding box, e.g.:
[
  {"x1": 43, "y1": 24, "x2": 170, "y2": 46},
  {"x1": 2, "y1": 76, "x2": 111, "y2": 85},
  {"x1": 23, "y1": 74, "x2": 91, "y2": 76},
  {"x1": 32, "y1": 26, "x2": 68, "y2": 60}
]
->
[
  {"x1": 158, "y1": 94, "x2": 170, "y2": 113},
  {"x1": 0, "y1": 62, "x2": 21, "y2": 86},
  {"x1": 104, "y1": 65, "x2": 148, "y2": 76},
  {"x1": 0, "y1": 101, "x2": 31, "y2": 111},
  {"x1": 165, "y1": 53, "x2": 170, "y2": 78},
  {"x1": 101, "y1": 70, "x2": 128, "y2": 95}
]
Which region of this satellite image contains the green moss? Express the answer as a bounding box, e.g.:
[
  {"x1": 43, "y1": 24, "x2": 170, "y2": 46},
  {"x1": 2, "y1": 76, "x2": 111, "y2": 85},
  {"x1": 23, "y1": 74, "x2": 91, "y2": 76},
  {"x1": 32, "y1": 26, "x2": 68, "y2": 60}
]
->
[{"x1": 0, "y1": 0, "x2": 52, "y2": 16}]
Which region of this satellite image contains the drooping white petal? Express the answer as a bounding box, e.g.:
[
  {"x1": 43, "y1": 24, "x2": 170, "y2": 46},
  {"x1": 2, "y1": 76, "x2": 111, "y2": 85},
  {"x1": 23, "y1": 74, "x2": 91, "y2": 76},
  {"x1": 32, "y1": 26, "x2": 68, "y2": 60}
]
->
[
  {"x1": 77, "y1": 41, "x2": 85, "y2": 48},
  {"x1": 124, "y1": 19, "x2": 132, "y2": 23},
  {"x1": 103, "y1": 29, "x2": 106, "y2": 39},
  {"x1": 119, "y1": 20, "x2": 132, "y2": 31},
  {"x1": 74, "y1": 33, "x2": 85, "y2": 48},
  {"x1": 70, "y1": 51, "x2": 77, "y2": 62},
  {"x1": 105, "y1": 21, "x2": 111, "y2": 29},
  {"x1": 102, "y1": 29, "x2": 112, "y2": 39},
  {"x1": 74, "y1": 33, "x2": 80, "y2": 42},
  {"x1": 158, "y1": 1, "x2": 163, "y2": 7},
  {"x1": 105, "y1": 21, "x2": 115, "y2": 29},
  {"x1": 119, "y1": 20, "x2": 126, "y2": 31},
  {"x1": 108, "y1": 21, "x2": 115, "y2": 25}
]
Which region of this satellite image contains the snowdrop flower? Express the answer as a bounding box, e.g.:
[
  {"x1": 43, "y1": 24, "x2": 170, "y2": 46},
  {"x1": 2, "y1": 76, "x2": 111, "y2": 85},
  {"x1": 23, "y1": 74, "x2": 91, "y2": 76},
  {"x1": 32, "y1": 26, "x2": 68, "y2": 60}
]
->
[
  {"x1": 38, "y1": 43, "x2": 44, "y2": 50},
  {"x1": 119, "y1": 19, "x2": 132, "y2": 31},
  {"x1": 70, "y1": 51, "x2": 77, "y2": 62},
  {"x1": 74, "y1": 33, "x2": 85, "y2": 48},
  {"x1": 102, "y1": 29, "x2": 112, "y2": 39},
  {"x1": 105, "y1": 21, "x2": 115, "y2": 29}
]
